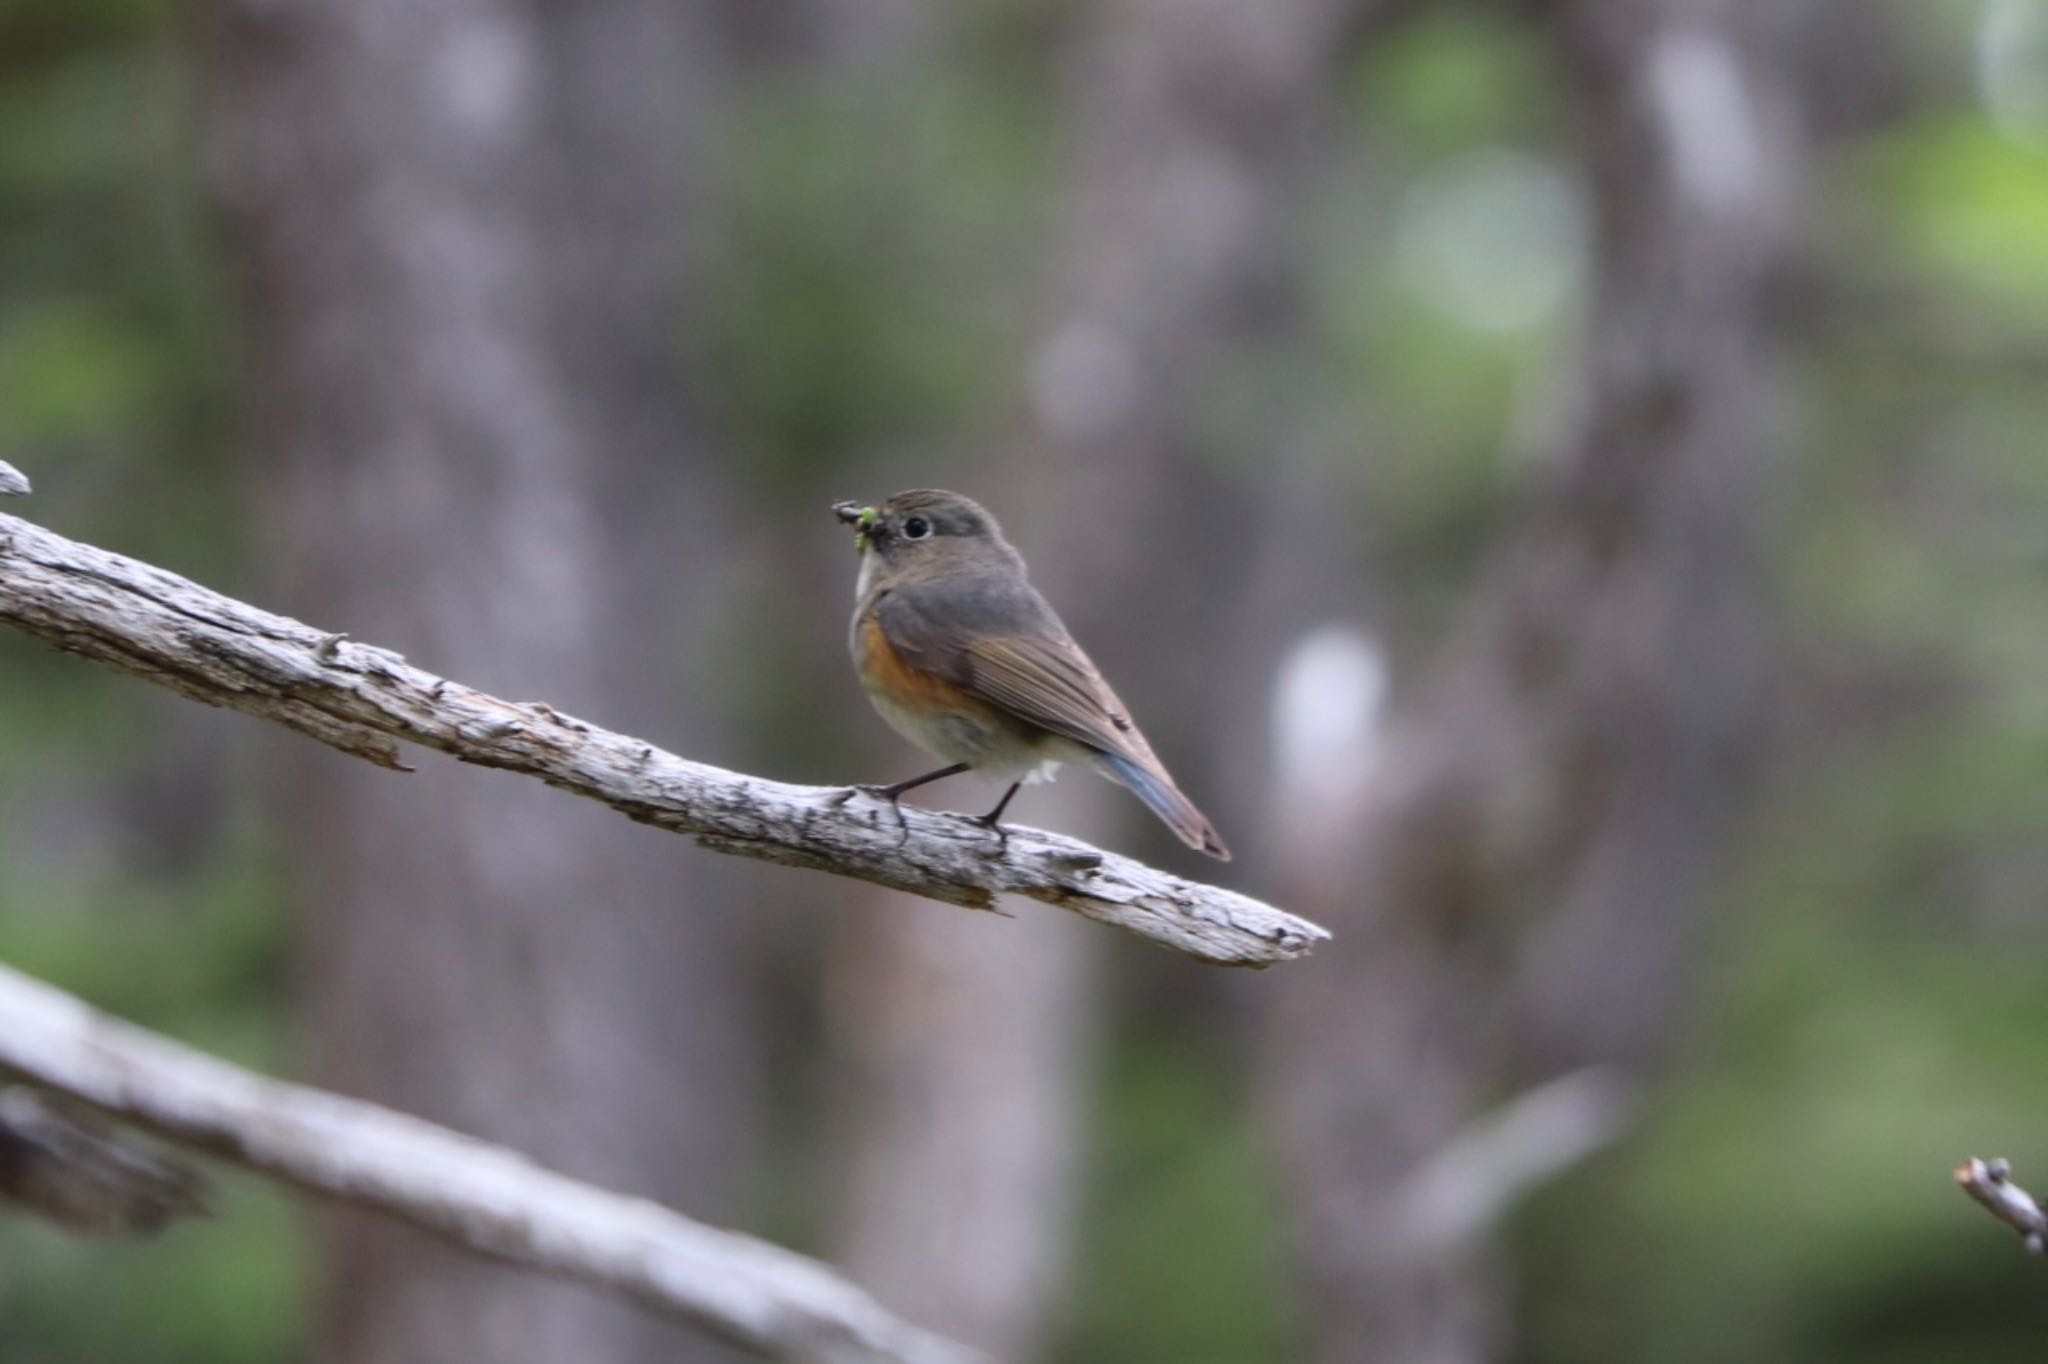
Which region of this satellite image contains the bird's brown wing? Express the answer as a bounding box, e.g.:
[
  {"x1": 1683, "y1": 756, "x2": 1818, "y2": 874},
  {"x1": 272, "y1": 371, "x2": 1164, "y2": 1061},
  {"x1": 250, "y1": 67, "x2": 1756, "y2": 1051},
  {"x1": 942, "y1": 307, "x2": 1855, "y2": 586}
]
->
[
  {"x1": 959, "y1": 635, "x2": 1148, "y2": 758},
  {"x1": 875, "y1": 577, "x2": 1230, "y2": 858},
  {"x1": 874, "y1": 578, "x2": 1139, "y2": 759}
]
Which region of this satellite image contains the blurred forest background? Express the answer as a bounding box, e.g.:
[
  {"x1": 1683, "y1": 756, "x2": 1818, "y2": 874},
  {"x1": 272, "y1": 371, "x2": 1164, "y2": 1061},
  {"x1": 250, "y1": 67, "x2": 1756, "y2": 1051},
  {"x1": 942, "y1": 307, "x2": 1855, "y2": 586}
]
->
[{"x1": 5, "y1": 0, "x2": 2048, "y2": 1360}]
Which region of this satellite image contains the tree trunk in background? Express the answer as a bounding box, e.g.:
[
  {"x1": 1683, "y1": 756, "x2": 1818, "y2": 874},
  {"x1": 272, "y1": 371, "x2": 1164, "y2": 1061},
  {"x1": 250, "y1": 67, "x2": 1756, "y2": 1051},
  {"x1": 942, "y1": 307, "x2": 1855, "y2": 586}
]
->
[
  {"x1": 827, "y1": 895, "x2": 1099, "y2": 1361},
  {"x1": 1021, "y1": 0, "x2": 1362, "y2": 671},
  {"x1": 209, "y1": 5, "x2": 756, "y2": 1364},
  {"x1": 824, "y1": 3, "x2": 1362, "y2": 1357},
  {"x1": 1021, "y1": 0, "x2": 1419, "y2": 861},
  {"x1": 1264, "y1": 0, "x2": 1814, "y2": 1359}
]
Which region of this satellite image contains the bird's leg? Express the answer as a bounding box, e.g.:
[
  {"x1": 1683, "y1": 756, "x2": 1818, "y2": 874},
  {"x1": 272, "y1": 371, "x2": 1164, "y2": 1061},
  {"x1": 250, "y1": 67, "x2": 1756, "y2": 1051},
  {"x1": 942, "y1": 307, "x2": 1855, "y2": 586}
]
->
[
  {"x1": 851, "y1": 762, "x2": 971, "y2": 839},
  {"x1": 862, "y1": 762, "x2": 973, "y2": 803},
  {"x1": 974, "y1": 781, "x2": 1023, "y2": 853}
]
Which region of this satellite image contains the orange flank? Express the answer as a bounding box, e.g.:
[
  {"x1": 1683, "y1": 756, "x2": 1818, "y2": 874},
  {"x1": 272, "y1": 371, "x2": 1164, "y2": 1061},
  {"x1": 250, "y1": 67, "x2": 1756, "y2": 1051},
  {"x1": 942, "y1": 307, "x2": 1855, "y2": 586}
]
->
[{"x1": 857, "y1": 611, "x2": 1002, "y2": 725}]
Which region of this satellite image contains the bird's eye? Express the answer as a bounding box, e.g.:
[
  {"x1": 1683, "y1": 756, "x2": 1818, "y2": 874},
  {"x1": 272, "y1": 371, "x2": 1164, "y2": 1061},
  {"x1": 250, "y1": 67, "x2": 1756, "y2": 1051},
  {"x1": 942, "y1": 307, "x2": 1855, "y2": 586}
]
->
[{"x1": 902, "y1": 516, "x2": 932, "y2": 540}]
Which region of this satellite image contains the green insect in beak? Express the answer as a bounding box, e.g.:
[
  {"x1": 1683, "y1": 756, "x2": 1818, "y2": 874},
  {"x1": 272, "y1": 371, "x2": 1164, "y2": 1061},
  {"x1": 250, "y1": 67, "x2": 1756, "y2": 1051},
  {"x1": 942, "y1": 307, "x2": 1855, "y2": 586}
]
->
[{"x1": 832, "y1": 500, "x2": 881, "y2": 552}]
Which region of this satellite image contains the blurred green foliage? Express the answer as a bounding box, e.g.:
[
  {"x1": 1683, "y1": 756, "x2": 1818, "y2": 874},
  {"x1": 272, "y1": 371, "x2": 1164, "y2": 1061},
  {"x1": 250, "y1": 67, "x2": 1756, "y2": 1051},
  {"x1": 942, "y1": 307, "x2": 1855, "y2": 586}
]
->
[
  {"x1": 1064, "y1": 1037, "x2": 1296, "y2": 1364},
  {"x1": 0, "y1": 1, "x2": 290, "y2": 1358},
  {"x1": 1875, "y1": 116, "x2": 2048, "y2": 310},
  {"x1": 6, "y1": 0, "x2": 2048, "y2": 1360}
]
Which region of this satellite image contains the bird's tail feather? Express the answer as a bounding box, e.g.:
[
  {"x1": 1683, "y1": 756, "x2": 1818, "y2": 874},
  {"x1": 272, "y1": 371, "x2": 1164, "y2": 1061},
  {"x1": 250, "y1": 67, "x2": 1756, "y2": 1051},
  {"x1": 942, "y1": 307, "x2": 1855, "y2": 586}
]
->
[{"x1": 1097, "y1": 751, "x2": 1230, "y2": 861}]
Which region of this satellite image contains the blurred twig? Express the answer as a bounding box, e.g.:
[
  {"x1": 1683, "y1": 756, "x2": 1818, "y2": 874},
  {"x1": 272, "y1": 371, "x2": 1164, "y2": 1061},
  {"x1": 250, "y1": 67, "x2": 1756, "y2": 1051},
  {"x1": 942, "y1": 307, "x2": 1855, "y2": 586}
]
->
[
  {"x1": 0, "y1": 1086, "x2": 211, "y2": 1236},
  {"x1": 1394, "y1": 1068, "x2": 1639, "y2": 1253},
  {"x1": 1956, "y1": 1157, "x2": 2048, "y2": 1256},
  {"x1": 0, "y1": 462, "x2": 28, "y2": 497},
  {"x1": 0, "y1": 497, "x2": 1324, "y2": 966},
  {"x1": 0, "y1": 961, "x2": 980, "y2": 1364}
]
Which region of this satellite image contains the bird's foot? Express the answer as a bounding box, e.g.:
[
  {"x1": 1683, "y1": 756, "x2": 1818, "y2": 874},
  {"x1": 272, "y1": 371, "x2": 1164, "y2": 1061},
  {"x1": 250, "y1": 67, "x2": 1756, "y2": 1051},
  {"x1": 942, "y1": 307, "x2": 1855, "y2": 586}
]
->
[
  {"x1": 971, "y1": 810, "x2": 1010, "y2": 857},
  {"x1": 847, "y1": 784, "x2": 911, "y2": 844},
  {"x1": 967, "y1": 781, "x2": 1021, "y2": 857}
]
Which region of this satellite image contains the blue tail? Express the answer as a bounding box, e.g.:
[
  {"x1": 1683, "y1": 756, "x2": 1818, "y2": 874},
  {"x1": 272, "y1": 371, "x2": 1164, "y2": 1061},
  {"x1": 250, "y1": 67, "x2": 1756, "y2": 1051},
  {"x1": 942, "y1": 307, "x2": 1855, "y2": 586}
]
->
[{"x1": 1096, "y1": 751, "x2": 1230, "y2": 860}]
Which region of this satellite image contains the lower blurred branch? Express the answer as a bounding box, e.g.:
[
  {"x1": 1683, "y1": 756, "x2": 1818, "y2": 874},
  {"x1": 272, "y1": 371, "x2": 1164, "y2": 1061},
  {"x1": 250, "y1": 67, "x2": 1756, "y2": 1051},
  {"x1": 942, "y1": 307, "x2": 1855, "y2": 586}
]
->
[
  {"x1": 1956, "y1": 1158, "x2": 2048, "y2": 1256},
  {"x1": 0, "y1": 961, "x2": 978, "y2": 1364}
]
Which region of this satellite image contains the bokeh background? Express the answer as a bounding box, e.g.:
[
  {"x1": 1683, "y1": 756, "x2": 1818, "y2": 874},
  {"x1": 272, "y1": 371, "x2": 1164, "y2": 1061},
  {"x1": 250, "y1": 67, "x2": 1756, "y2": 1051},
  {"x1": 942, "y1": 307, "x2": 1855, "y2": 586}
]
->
[{"x1": 5, "y1": 0, "x2": 2048, "y2": 1360}]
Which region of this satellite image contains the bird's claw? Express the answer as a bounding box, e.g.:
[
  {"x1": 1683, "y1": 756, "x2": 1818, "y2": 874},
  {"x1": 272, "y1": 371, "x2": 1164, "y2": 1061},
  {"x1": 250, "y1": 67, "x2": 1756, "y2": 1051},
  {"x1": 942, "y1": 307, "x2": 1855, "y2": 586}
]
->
[
  {"x1": 848, "y1": 784, "x2": 911, "y2": 845},
  {"x1": 972, "y1": 812, "x2": 1010, "y2": 857}
]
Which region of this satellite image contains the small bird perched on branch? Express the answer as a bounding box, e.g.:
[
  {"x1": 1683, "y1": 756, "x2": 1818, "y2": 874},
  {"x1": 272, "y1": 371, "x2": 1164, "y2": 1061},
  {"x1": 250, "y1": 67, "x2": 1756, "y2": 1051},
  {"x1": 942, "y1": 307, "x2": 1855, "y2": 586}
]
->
[{"x1": 833, "y1": 489, "x2": 1229, "y2": 860}]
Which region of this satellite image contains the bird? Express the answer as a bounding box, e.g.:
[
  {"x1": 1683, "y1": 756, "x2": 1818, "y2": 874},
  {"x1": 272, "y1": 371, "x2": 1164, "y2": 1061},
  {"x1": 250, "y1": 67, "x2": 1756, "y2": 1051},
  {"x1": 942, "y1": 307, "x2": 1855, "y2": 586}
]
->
[{"x1": 832, "y1": 489, "x2": 1229, "y2": 860}]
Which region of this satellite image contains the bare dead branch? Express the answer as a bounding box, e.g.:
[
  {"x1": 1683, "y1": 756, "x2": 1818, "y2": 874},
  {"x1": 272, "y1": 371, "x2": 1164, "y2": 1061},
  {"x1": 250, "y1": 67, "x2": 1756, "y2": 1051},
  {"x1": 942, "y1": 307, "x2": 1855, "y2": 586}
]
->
[
  {"x1": 1956, "y1": 1157, "x2": 2048, "y2": 1256},
  {"x1": 0, "y1": 498, "x2": 1325, "y2": 967},
  {"x1": 0, "y1": 1086, "x2": 211, "y2": 1236},
  {"x1": 0, "y1": 962, "x2": 980, "y2": 1363},
  {"x1": 0, "y1": 462, "x2": 28, "y2": 497}
]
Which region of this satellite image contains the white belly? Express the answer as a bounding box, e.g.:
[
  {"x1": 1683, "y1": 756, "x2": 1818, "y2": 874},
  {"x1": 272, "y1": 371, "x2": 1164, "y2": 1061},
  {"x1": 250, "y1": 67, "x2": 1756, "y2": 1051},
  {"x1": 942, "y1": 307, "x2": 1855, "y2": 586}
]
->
[{"x1": 866, "y1": 686, "x2": 1072, "y2": 784}]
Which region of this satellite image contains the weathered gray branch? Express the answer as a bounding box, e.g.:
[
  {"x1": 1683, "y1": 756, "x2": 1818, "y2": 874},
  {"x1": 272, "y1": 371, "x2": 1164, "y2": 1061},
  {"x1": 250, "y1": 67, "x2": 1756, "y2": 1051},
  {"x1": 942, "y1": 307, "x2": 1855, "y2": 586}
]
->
[
  {"x1": 0, "y1": 461, "x2": 28, "y2": 497},
  {"x1": 0, "y1": 961, "x2": 978, "y2": 1363},
  {"x1": 1956, "y1": 1157, "x2": 2048, "y2": 1256},
  {"x1": 0, "y1": 496, "x2": 1325, "y2": 967}
]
